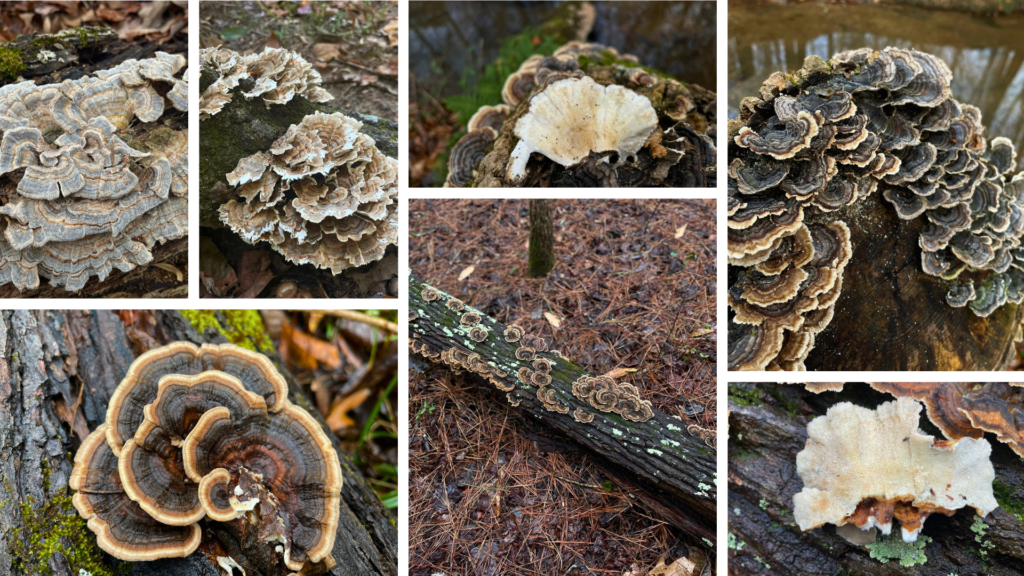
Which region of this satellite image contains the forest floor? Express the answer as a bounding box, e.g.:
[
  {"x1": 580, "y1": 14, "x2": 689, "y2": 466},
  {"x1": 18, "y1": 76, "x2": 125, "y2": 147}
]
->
[{"x1": 409, "y1": 199, "x2": 717, "y2": 575}]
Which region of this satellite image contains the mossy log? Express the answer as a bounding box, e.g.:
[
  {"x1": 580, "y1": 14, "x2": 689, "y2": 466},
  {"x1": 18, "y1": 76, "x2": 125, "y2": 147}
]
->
[
  {"x1": 0, "y1": 310, "x2": 397, "y2": 576},
  {"x1": 198, "y1": 69, "x2": 399, "y2": 229},
  {"x1": 804, "y1": 192, "x2": 1022, "y2": 371},
  {"x1": 728, "y1": 383, "x2": 1024, "y2": 576},
  {"x1": 409, "y1": 275, "x2": 717, "y2": 545}
]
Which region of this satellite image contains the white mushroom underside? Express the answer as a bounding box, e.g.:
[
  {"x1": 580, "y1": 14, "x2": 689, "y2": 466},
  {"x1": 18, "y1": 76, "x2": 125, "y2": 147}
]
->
[
  {"x1": 506, "y1": 76, "x2": 658, "y2": 182},
  {"x1": 793, "y1": 397, "x2": 998, "y2": 539}
]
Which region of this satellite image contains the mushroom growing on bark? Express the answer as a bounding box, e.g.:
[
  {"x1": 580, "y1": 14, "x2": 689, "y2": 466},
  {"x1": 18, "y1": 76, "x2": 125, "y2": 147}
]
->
[
  {"x1": 728, "y1": 48, "x2": 1024, "y2": 370},
  {"x1": 0, "y1": 52, "x2": 188, "y2": 292},
  {"x1": 793, "y1": 397, "x2": 997, "y2": 543},
  {"x1": 71, "y1": 342, "x2": 343, "y2": 573},
  {"x1": 445, "y1": 40, "x2": 716, "y2": 188}
]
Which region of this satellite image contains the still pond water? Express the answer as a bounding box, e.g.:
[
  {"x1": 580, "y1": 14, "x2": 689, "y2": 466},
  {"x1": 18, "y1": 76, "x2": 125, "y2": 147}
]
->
[{"x1": 729, "y1": 3, "x2": 1024, "y2": 156}]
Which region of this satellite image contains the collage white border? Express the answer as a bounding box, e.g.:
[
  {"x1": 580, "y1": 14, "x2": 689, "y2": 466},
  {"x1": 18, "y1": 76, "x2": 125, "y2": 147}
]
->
[{"x1": 7, "y1": 1, "x2": 1007, "y2": 574}]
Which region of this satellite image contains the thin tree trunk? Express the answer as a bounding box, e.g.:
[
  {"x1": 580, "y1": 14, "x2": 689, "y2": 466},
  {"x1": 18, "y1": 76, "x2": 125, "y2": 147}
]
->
[
  {"x1": 728, "y1": 383, "x2": 1024, "y2": 576},
  {"x1": 410, "y1": 275, "x2": 717, "y2": 545},
  {"x1": 0, "y1": 310, "x2": 396, "y2": 576},
  {"x1": 528, "y1": 200, "x2": 555, "y2": 278}
]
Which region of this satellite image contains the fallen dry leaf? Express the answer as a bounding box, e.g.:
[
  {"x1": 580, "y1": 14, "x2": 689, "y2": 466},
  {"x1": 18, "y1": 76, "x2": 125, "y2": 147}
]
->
[
  {"x1": 151, "y1": 262, "x2": 183, "y2": 281},
  {"x1": 312, "y1": 42, "x2": 343, "y2": 62},
  {"x1": 236, "y1": 250, "x2": 275, "y2": 298},
  {"x1": 674, "y1": 224, "x2": 688, "y2": 239},
  {"x1": 648, "y1": 556, "x2": 697, "y2": 576},
  {"x1": 458, "y1": 265, "x2": 475, "y2": 281},
  {"x1": 689, "y1": 328, "x2": 714, "y2": 338},
  {"x1": 543, "y1": 312, "x2": 562, "y2": 329},
  {"x1": 326, "y1": 388, "x2": 373, "y2": 431},
  {"x1": 281, "y1": 320, "x2": 341, "y2": 371},
  {"x1": 265, "y1": 31, "x2": 281, "y2": 49},
  {"x1": 601, "y1": 367, "x2": 637, "y2": 379},
  {"x1": 377, "y1": 59, "x2": 398, "y2": 77},
  {"x1": 382, "y1": 17, "x2": 398, "y2": 46}
]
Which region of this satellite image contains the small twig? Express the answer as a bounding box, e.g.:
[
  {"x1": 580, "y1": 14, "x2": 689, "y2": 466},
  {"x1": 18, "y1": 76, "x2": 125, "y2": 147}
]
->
[{"x1": 324, "y1": 310, "x2": 397, "y2": 333}]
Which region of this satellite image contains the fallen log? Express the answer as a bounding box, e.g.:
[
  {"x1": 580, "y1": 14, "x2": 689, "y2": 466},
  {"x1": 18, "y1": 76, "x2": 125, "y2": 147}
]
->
[{"x1": 409, "y1": 274, "x2": 717, "y2": 545}]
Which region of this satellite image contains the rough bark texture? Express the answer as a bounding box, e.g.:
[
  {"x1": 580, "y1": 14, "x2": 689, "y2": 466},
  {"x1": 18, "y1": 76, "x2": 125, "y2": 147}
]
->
[
  {"x1": 805, "y1": 193, "x2": 1022, "y2": 371},
  {"x1": 410, "y1": 275, "x2": 717, "y2": 545},
  {"x1": 527, "y1": 199, "x2": 555, "y2": 278},
  {"x1": 0, "y1": 28, "x2": 188, "y2": 299},
  {"x1": 198, "y1": 69, "x2": 398, "y2": 230},
  {"x1": 0, "y1": 310, "x2": 396, "y2": 576},
  {"x1": 728, "y1": 383, "x2": 1024, "y2": 576}
]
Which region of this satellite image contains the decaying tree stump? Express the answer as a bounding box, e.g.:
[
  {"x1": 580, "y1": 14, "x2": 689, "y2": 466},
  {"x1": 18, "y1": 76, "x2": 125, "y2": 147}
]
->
[
  {"x1": 410, "y1": 275, "x2": 717, "y2": 545},
  {"x1": 806, "y1": 194, "x2": 1023, "y2": 371},
  {"x1": 728, "y1": 383, "x2": 1024, "y2": 576},
  {"x1": 0, "y1": 310, "x2": 397, "y2": 576}
]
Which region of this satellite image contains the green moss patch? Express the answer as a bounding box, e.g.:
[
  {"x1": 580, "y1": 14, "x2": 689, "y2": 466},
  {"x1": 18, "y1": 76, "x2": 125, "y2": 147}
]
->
[
  {"x1": 0, "y1": 45, "x2": 26, "y2": 79},
  {"x1": 182, "y1": 310, "x2": 274, "y2": 353}
]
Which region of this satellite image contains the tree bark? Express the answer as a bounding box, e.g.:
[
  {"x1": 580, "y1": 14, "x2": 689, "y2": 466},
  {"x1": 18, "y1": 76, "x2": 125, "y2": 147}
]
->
[
  {"x1": 410, "y1": 275, "x2": 717, "y2": 545},
  {"x1": 0, "y1": 310, "x2": 396, "y2": 576},
  {"x1": 805, "y1": 193, "x2": 1022, "y2": 371},
  {"x1": 728, "y1": 383, "x2": 1024, "y2": 576},
  {"x1": 528, "y1": 199, "x2": 555, "y2": 278}
]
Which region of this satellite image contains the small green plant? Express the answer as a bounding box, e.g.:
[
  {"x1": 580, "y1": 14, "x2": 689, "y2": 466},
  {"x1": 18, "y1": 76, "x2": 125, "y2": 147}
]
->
[
  {"x1": 865, "y1": 534, "x2": 930, "y2": 567},
  {"x1": 0, "y1": 45, "x2": 26, "y2": 78}
]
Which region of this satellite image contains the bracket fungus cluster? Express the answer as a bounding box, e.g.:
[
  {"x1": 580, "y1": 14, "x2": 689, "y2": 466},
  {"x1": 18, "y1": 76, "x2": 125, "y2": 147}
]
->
[
  {"x1": 793, "y1": 397, "x2": 997, "y2": 544},
  {"x1": 410, "y1": 280, "x2": 654, "y2": 424},
  {"x1": 446, "y1": 41, "x2": 716, "y2": 187},
  {"x1": 199, "y1": 47, "x2": 333, "y2": 116},
  {"x1": 202, "y1": 47, "x2": 398, "y2": 276},
  {"x1": 870, "y1": 382, "x2": 1024, "y2": 457},
  {"x1": 728, "y1": 47, "x2": 1024, "y2": 370},
  {"x1": 0, "y1": 52, "x2": 188, "y2": 292},
  {"x1": 70, "y1": 342, "x2": 342, "y2": 573}
]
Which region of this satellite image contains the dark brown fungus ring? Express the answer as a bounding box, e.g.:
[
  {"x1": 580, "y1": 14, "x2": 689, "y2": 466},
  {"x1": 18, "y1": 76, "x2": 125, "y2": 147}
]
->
[
  {"x1": 104, "y1": 342, "x2": 289, "y2": 456},
  {"x1": 469, "y1": 326, "x2": 488, "y2": 342},
  {"x1": 515, "y1": 346, "x2": 536, "y2": 361},
  {"x1": 729, "y1": 46, "x2": 1024, "y2": 370},
  {"x1": 518, "y1": 367, "x2": 533, "y2": 384},
  {"x1": 530, "y1": 372, "x2": 552, "y2": 387},
  {"x1": 71, "y1": 342, "x2": 342, "y2": 571},
  {"x1": 520, "y1": 334, "x2": 547, "y2": 351},
  {"x1": 445, "y1": 127, "x2": 497, "y2": 188},
  {"x1": 504, "y1": 325, "x2": 524, "y2": 342},
  {"x1": 467, "y1": 104, "x2": 511, "y2": 133},
  {"x1": 532, "y1": 358, "x2": 551, "y2": 374},
  {"x1": 421, "y1": 286, "x2": 441, "y2": 302},
  {"x1": 445, "y1": 298, "x2": 465, "y2": 312},
  {"x1": 573, "y1": 408, "x2": 594, "y2": 423},
  {"x1": 182, "y1": 400, "x2": 342, "y2": 570},
  {"x1": 70, "y1": 424, "x2": 202, "y2": 561},
  {"x1": 507, "y1": 393, "x2": 521, "y2": 407},
  {"x1": 460, "y1": 312, "x2": 481, "y2": 326},
  {"x1": 536, "y1": 387, "x2": 570, "y2": 414}
]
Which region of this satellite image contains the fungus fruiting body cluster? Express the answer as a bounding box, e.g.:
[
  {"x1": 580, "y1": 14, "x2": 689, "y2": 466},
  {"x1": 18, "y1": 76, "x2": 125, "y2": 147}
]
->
[
  {"x1": 446, "y1": 41, "x2": 716, "y2": 188},
  {"x1": 410, "y1": 281, "x2": 654, "y2": 423},
  {"x1": 0, "y1": 52, "x2": 188, "y2": 292},
  {"x1": 793, "y1": 397, "x2": 997, "y2": 544},
  {"x1": 202, "y1": 47, "x2": 398, "y2": 277},
  {"x1": 70, "y1": 343, "x2": 342, "y2": 573},
  {"x1": 728, "y1": 47, "x2": 1024, "y2": 370}
]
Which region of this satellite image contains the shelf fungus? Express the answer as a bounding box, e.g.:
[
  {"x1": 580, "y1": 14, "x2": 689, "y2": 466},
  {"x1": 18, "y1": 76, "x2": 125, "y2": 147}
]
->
[
  {"x1": 571, "y1": 375, "x2": 654, "y2": 422},
  {"x1": 199, "y1": 47, "x2": 333, "y2": 116},
  {"x1": 793, "y1": 397, "x2": 997, "y2": 543},
  {"x1": 218, "y1": 110, "x2": 398, "y2": 275},
  {"x1": 0, "y1": 52, "x2": 188, "y2": 292},
  {"x1": 71, "y1": 342, "x2": 343, "y2": 573},
  {"x1": 870, "y1": 382, "x2": 1024, "y2": 457},
  {"x1": 728, "y1": 47, "x2": 1024, "y2": 370},
  {"x1": 446, "y1": 41, "x2": 716, "y2": 187}
]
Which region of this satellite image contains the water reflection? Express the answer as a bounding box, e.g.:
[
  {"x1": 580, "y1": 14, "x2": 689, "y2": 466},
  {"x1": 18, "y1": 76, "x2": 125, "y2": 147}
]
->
[
  {"x1": 728, "y1": 3, "x2": 1024, "y2": 156},
  {"x1": 411, "y1": 0, "x2": 717, "y2": 98}
]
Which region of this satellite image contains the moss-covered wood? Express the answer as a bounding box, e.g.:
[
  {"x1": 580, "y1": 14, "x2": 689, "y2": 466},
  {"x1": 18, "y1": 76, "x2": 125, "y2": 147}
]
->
[
  {"x1": 199, "y1": 70, "x2": 398, "y2": 229},
  {"x1": 410, "y1": 274, "x2": 717, "y2": 545},
  {"x1": 728, "y1": 383, "x2": 1024, "y2": 576},
  {"x1": 0, "y1": 310, "x2": 396, "y2": 576}
]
